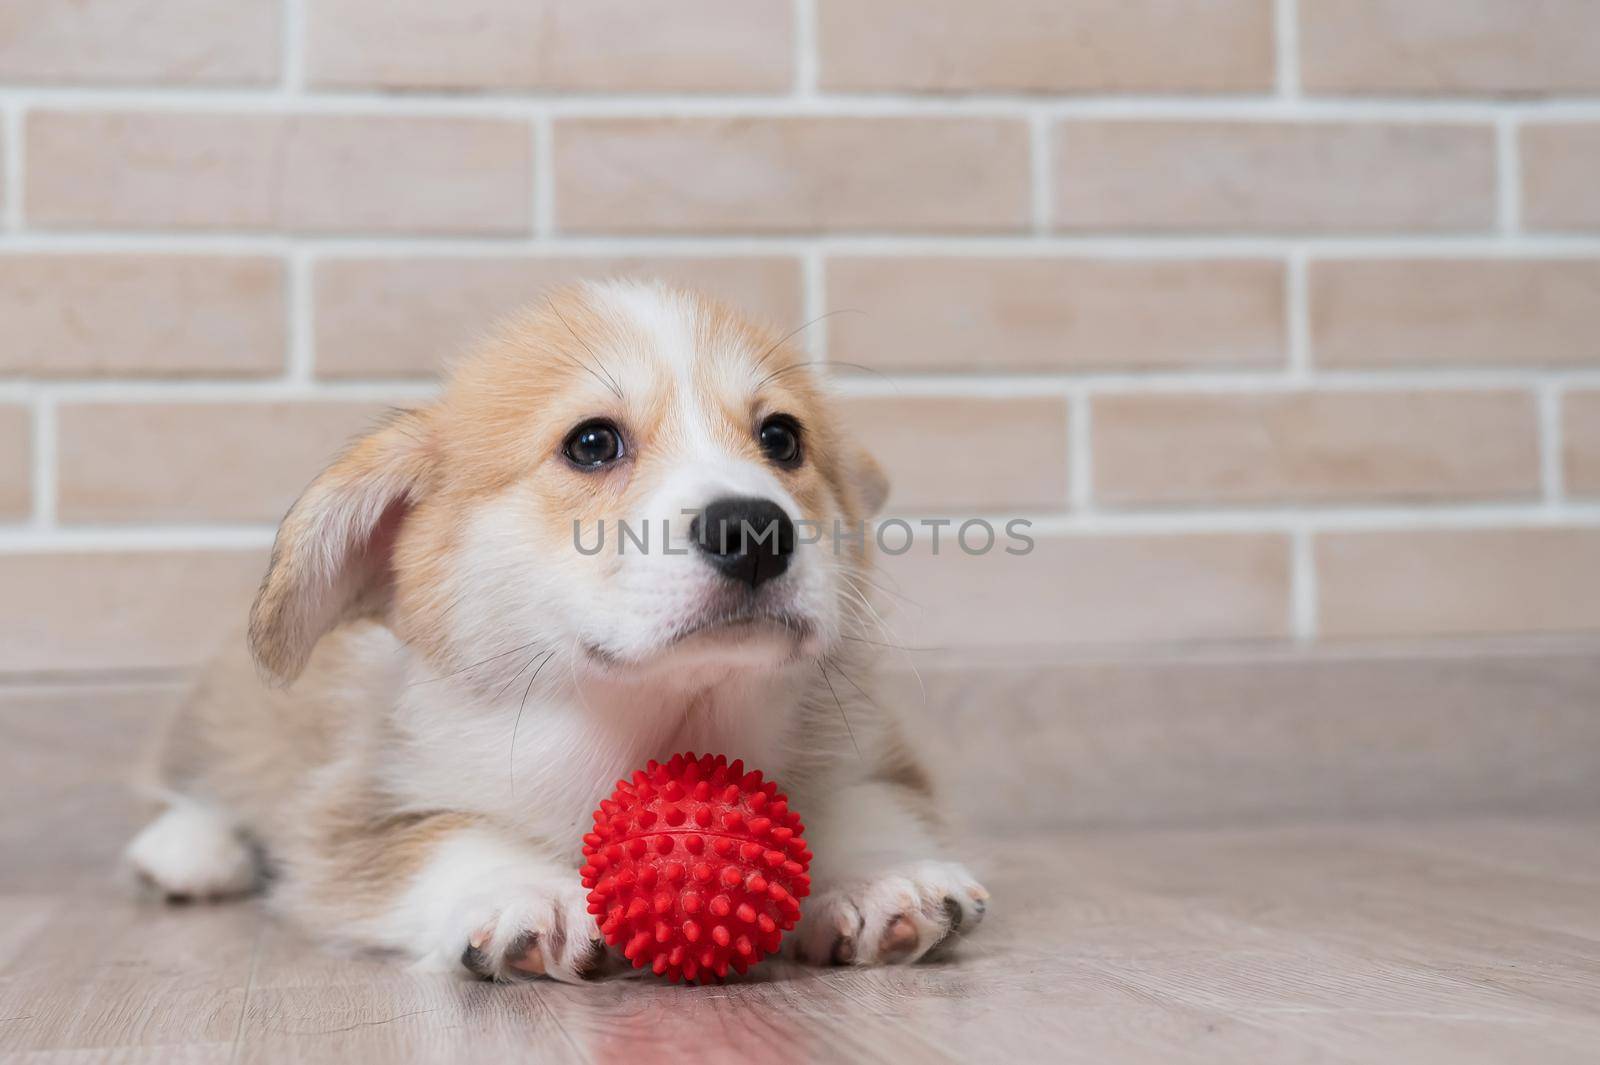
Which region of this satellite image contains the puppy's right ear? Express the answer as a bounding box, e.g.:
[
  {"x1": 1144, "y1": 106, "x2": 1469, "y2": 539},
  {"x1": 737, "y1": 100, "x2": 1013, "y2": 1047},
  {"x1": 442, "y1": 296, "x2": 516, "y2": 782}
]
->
[{"x1": 249, "y1": 409, "x2": 435, "y2": 685}]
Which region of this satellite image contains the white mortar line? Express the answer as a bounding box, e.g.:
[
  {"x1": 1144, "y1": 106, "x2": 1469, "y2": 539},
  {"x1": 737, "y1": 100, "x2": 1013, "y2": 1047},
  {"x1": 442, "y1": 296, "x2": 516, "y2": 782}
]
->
[
  {"x1": 829, "y1": 369, "x2": 1586, "y2": 397},
  {"x1": 0, "y1": 231, "x2": 1597, "y2": 257},
  {"x1": 792, "y1": 0, "x2": 819, "y2": 98},
  {"x1": 1107, "y1": 507, "x2": 1600, "y2": 533},
  {"x1": 1291, "y1": 237, "x2": 1600, "y2": 259},
  {"x1": 0, "y1": 527, "x2": 277, "y2": 552},
  {"x1": 1068, "y1": 389, "x2": 1092, "y2": 512},
  {"x1": 285, "y1": 248, "x2": 314, "y2": 383},
  {"x1": 28, "y1": 397, "x2": 55, "y2": 530},
  {"x1": 281, "y1": 0, "x2": 307, "y2": 93},
  {"x1": 1291, "y1": 525, "x2": 1317, "y2": 641},
  {"x1": 1540, "y1": 381, "x2": 1566, "y2": 507},
  {"x1": 1496, "y1": 115, "x2": 1522, "y2": 235},
  {"x1": 3, "y1": 368, "x2": 1594, "y2": 406},
  {"x1": 6, "y1": 232, "x2": 1600, "y2": 258},
  {"x1": 10, "y1": 503, "x2": 1600, "y2": 555},
  {"x1": 802, "y1": 249, "x2": 827, "y2": 362},
  {"x1": 1029, "y1": 108, "x2": 1053, "y2": 235},
  {"x1": 2, "y1": 103, "x2": 20, "y2": 232},
  {"x1": 533, "y1": 115, "x2": 555, "y2": 238},
  {"x1": 1274, "y1": 0, "x2": 1301, "y2": 99},
  {"x1": 1285, "y1": 248, "x2": 1311, "y2": 380},
  {"x1": 0, "y1": 381, "x2": 441, "y2": 404},
  {"x1": 13, "y1": 84, "x2": 1600, "y2": 120},
  {"x1": 972, "y1": 504, "x2": 1600, "y2": 535}
]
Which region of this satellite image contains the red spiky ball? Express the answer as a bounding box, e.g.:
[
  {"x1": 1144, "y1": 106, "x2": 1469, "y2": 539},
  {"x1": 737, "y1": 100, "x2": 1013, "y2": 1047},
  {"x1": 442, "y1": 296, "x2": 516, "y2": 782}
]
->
[{"x1": 580, "y1": 752, "x2": 811, "y2": 983}]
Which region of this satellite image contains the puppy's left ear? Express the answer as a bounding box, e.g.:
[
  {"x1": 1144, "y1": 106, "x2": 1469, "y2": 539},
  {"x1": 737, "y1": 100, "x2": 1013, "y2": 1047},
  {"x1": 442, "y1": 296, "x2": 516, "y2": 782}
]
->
[
  {"x1": 849, "y1": 448, "x2": 890, "y2": 518},
  {"x1": 249, "y1": 408, "x2": 435, "y2": 685}
]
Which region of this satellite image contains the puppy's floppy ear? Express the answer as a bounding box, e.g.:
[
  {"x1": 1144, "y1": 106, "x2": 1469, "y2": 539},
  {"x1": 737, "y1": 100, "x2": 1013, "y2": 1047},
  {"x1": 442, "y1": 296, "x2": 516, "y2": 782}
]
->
[
  {"x1": 849, "y1": 447, "x2": 890, "y2": 518},
  {"x1": 249, "y1": 408, "x2": 434, "y2": 685}
]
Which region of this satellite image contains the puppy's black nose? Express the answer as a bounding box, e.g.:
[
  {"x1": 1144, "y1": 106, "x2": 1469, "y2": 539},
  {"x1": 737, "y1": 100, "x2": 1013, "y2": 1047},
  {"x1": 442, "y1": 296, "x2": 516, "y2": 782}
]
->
[{"x1": 691, "y1": 496, "x2": 796, "y2": 590}]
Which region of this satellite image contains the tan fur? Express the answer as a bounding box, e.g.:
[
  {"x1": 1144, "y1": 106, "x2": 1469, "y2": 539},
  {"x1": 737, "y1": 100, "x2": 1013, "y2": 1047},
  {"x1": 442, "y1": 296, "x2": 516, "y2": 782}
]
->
[
  {"x1": 163, "y1": 622, "x2": 381, "y2": 830},
  {"x1": 250, "y1": 413, "x2": 437, "y2": 684}
]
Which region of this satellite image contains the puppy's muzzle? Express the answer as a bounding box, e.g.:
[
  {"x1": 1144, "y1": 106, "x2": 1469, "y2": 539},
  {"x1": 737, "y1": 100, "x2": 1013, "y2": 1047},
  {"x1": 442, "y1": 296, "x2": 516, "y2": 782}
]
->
[{"x1": 691, "y1": 496, "x2": 796, "y2": 590}]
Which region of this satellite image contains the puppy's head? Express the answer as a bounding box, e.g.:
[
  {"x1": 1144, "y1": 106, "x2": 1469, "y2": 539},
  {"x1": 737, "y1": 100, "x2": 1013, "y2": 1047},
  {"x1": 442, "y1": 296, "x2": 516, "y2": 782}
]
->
[{"x1": 250, "y1": 280, "x2": 887, "y2": 691}]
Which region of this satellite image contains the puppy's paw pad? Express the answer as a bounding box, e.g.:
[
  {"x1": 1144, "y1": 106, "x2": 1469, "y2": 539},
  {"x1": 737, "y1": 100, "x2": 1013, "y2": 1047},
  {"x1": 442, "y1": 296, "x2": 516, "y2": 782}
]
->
[
  {"x1": 878, "y1": 914, "x2": 921, "y2": 963},
  {"x1": 795, "y1": 860, "x2": 988, "y2": 967}
]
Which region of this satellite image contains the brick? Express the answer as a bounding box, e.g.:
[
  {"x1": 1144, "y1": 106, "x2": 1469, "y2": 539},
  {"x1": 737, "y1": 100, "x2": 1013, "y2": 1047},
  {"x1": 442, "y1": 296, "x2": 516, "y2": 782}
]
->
[
  {"x1": 837, "y1": 395, "x2": 1068, "y2": 513},
  {"x1": 1301, "y1": 0, "x2": 1600, "y2": 96},
  {"x1": 0, "y1": 255, "x2": 284, "y2": 377},
  {"x1": 1522, "y1": 124, "x2": 1600, "y2": 232},
  {"x1": 1053, "y1": 121, "x2": 1496, "y2": 233},
  {"x1": 0, "y1": 407, "x2": 30, "y2": 520},
  {"x1": 0, "y1": 550, "x2": 264, "y2": 672},
  {"x1": 1093, "y1": 390, "x2": 1539, "y2": 506},
  {"x1": 1311, "y1": 259, "x2": 1600, "y2": 368},
  {"x1": 554, "y1": 117, "x2": 1030, "y2": 234},
  {"x1": 1562, "y1": 392, "x2": 1600, "y2": 497},
  {"x1": 1318, "y1": 529, "x2": 1600, "y2": 638},
  {"x1": 818, "y1": 0, "x2": 1272, "y2": 93},
  {"x1": 56, "y1": 402, "x2": 398, "y2": 524},
  {"x1": 826, "y1": 257, "x2": 1285, "y2": 373},
  {"x1": 0, "y1": 0, "x2": 277, "y2": 84},
  {"x1": 308, "y1": 0, "x2": 791, "y2": 92},
  {"x1": 315, "y1": 256, "x2": 804, "y2": 378},
  {"x1": 878, "y1": 532, "x2": 1291, "y2": 647},
  {"x1": 26, "y1": 111, "x2": 533, "y2": 234}
]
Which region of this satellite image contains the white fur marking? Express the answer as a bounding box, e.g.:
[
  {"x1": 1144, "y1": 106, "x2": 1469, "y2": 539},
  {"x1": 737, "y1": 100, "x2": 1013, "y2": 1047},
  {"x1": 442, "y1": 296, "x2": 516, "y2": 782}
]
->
[
  {"x1": 125, "y1": 800, "x2": 256, "y2": 898},
  {"x1": 378, "y1": 828, "x2": 596, "y2": 982}
]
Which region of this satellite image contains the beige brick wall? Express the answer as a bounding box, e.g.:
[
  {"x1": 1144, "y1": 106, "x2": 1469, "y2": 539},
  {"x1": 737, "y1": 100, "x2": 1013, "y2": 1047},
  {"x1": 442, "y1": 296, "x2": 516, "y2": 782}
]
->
[{"x1": 2, "y1": 1, "x2": 1600, "y2": 671}]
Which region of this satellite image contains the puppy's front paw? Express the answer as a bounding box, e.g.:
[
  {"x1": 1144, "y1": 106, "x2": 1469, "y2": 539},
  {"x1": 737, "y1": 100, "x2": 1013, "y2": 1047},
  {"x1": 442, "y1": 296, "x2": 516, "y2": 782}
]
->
[
  {"x1": 794, "y1": 859, "x2": 988, "y2": 967},
  {"x1": 454, "y1": 883, "x2": 619, "y2": 984},
  {"x1": 126, "y1": 802, "x2": 258, "y2": 902}
]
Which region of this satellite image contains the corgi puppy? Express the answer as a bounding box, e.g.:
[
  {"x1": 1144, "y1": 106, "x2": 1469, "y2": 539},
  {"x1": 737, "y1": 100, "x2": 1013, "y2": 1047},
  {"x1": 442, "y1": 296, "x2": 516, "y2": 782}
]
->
[{"x1": 126, "y1": 280, "x2": 988, "y2": 981}]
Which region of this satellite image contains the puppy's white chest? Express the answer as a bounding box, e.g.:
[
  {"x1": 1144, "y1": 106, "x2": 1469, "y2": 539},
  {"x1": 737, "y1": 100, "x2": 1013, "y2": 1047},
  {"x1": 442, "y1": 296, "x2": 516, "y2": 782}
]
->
[{"x1": 388, "y1": 676, "x2": 797, "y2": 851}]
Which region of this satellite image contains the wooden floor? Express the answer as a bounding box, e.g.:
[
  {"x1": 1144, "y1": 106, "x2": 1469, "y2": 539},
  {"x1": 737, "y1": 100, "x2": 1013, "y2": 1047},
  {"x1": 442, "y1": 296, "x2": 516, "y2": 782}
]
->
[
  {"x1": 3, "y1": 677, "x2": 1599, "y2": 1062},
  {"x1": 3, "y1": 815, "x2": 1600, "y2": 1064}
]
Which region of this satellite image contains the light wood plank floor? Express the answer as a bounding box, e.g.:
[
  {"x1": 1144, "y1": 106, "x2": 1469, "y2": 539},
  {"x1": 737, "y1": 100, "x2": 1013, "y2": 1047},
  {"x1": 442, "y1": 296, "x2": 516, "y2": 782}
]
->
[
  {"x1": 2, "y1": 816, "x2": 1599, "y2": 1063},
  {"x1": 2, "y1": 682, "x2": 1598, "y2": 1062}
]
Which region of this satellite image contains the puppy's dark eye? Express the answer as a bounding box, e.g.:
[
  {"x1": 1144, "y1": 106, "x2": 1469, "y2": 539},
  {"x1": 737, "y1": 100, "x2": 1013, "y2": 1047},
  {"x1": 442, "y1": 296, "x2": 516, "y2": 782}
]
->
[
  {"x1": 758, "y1": 415, "x2": 802, "y2": 467},
  {"x1": 563, "y1": 420, "x2": 624, "y2": 468}
]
